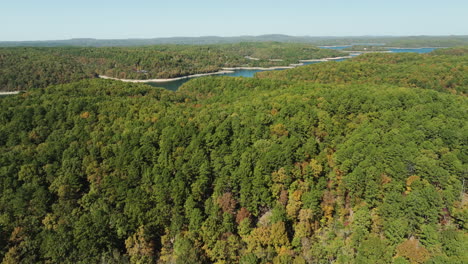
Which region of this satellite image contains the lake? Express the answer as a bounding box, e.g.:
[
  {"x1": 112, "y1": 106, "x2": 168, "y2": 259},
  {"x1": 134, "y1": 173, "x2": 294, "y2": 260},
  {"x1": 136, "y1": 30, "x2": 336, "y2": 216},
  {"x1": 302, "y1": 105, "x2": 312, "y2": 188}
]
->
[
  {"x1": 319, "y1": 46, "x2": 437, "y2": 53},
  {"x1": 0, "y1": 47, "x2": 441, "y2": 95},
  {"x1": 148, "y1": 69, "x2": 281, "y2": 91},
  {"x1": 148, "y1": 47, "x2": 436, "y2": 91},
  {"x1": 387, "y1": 48, "x2": 436, "y2": 53}
]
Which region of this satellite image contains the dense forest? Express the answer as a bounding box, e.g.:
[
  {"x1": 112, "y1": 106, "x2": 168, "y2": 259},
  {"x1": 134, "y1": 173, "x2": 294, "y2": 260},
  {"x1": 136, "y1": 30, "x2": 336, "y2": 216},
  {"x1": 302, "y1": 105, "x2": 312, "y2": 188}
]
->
[
  {"x1": 0, "y1": 48, "x2": 95, "y2": 91},
  {"x1": 0, "y1": 43, "x2": 343, "y2": 91},
  {"x1": 257, "y1": 49, "x2": 468, "y2": 95},
  {"x1": 0, "y1": 47, "x2": 467, "y2": 263}
]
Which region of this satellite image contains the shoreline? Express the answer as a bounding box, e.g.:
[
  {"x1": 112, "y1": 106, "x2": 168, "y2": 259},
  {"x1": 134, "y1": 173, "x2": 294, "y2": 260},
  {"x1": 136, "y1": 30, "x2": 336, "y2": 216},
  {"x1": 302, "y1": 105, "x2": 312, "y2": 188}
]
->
[
  {"x1": 299, "y1": 56, "x2": 353, "y2": 62},
  {"x1": 98, "y1": 66, "x2": 293, "y2": 83},
  {"x1": 223, "y1": 66, "x2": 295, "y2": 70},
  {"x1": 99, "y1": 69, "x2": 235, "y2": 83},
  {"x1": 99, "y1": 65, "x2": 310, "y2": 83},
  {"x1": 99, "y1": 55, "x2": 355, "y2": 83},
  {"x1": 0, "y1": 91, "x2": 20, "y2": 95}
]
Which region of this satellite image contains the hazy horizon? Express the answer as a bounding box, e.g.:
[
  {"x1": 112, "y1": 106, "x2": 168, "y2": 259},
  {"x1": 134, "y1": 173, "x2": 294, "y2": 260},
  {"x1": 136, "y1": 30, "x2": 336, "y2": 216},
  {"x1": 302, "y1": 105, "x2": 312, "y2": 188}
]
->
[
  {"x1": 2, "y1": 0, "x2": 467, "y2": 41},
  {"x1": 2, "y1": 34, "x2": 468, "y2": 43}
]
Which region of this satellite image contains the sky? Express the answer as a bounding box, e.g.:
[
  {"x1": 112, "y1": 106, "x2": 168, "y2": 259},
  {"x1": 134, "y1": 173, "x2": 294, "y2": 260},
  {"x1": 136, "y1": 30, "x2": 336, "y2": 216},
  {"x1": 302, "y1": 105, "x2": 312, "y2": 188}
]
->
[{"x1": 1, "y1": 0, "x2": 467, "y2": 41}]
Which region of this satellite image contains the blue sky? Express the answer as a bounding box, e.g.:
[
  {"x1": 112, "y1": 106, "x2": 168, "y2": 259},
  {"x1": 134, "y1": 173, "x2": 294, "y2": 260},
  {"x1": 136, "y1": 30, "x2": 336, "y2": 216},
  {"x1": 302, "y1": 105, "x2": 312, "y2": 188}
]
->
[{"x1": 1, "y1": 0, "x2": 467, "y2": 41}]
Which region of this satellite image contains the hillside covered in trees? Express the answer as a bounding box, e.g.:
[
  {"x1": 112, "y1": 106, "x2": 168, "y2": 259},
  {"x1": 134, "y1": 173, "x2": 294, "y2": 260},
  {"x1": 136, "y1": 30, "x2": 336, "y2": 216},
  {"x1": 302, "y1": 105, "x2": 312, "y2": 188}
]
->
[
  {"x1": 256, "y1": 48, "x2": 468, "y2": 95},
  {"x1": 0, "y1": 43, "x2": 343, "y2": 91},
  {"x1": 1, "y1": 47, "x2": 467, "y2": 263}
]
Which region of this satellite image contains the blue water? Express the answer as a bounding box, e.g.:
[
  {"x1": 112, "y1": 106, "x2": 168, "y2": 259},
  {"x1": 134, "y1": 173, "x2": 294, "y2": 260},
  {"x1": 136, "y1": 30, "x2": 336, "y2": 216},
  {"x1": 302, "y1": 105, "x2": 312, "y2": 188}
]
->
[
  {"x1": 224, "y1": 69, "x2": 265, "y2": 77},
  {"x1": 149, "y1": 47, "x2": 437, "y2": 91},
  {"x1": 148, "y1": 69, "x2": 281, "y2": 91},
  {"x1": 302, "y1": 61, "x2": 322, "y2": 65},
  {"x1": 320, "y1": 46, "x2": 436, "y2": 54},
  {"x1": 148, "y1": 79, "x2": 189, "y2": 91},
  {"x1": 388, "y1": 48, "x2": 436, "y2": 53}
]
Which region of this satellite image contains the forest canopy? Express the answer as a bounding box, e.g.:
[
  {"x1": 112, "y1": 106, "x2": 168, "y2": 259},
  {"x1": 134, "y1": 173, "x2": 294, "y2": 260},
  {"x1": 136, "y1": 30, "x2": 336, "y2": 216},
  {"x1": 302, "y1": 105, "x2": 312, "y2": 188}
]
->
[
  {"x1": 256, "y1": 49, "x2": 468, "y2": 95},
  {"x1": 0, "y1": 42, "x2": 343, "y2": 91},
  {"x1": 1, "y1": 56, "x2": 467, "y2": 264}
]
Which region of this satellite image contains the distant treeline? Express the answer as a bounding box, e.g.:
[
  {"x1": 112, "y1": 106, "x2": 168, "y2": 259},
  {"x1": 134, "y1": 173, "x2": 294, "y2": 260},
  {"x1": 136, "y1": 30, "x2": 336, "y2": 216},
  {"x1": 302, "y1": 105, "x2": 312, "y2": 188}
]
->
[
  {"x1": 257, "y1": 48, "x2": 468, "y2": 95},
  {"x1": 0, "y1": 42, "x2": 343, "y2": 91},
  {"x1": 1, "y1": 35, "x2": 467, "y2": 47}
]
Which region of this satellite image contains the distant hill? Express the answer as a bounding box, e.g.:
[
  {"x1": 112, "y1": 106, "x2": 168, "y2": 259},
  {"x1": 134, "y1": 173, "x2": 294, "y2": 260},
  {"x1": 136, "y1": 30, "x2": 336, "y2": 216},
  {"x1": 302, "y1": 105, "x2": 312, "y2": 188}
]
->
[
  {"x1": 1, "y1": 35, "x2": 468, "y2": 47},
  {"x1": 0, "y1": 42, "x2": 344, "y2": 91},
  {"x1": 257, "y1": 48, "x2": 468, "y2": 95}
]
